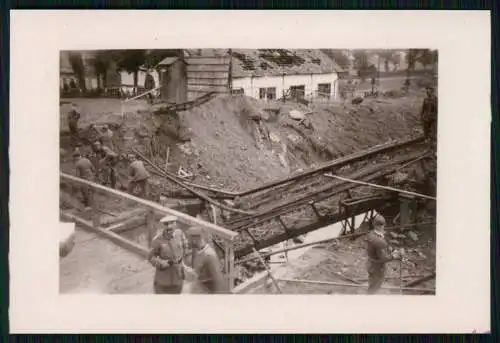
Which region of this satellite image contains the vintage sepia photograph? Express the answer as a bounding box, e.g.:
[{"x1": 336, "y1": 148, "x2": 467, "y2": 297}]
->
[{"x1": 58, "y1": 48, "x2": 438, "y2": 295}]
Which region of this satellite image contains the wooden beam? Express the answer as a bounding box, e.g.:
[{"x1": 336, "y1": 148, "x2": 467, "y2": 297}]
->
[
  {"x1": 232, "y1": 271, "x2": 270, "y2": 294},
  {"x1": 325, "y1": 174, "x2": 436, "y2": 200},
  {"x1": 60, "y1": 211, "x2": 149, "y2": 258},
  {"x1": 106, "y1": 215, "x2": 147, "y2": 233},
  {"x1": 275, "y1": 278, "x2": 435, "y2": 293},
  {"x1": 60, "y1": 173, "x2": 238, "y2": 241}
]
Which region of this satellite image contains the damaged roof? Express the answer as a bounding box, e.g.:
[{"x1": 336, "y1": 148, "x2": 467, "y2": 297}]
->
[
  {"x1": 231, "y1": 49, "x2": 344, "y2": 78},
  {"x1": 183, "y1": 49, "x2": 344, "y2": 78}
]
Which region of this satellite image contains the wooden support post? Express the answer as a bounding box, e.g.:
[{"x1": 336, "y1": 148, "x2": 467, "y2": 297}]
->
[
  {"x1": 91, "y1": 189, "x2": 100, "y2": 228},
  {"x1": 350, "y1": 216, "x2": 356, "y2": 234},
  {"x1": 145, "y1": 209, "x2": 155, "y2": 248},
  {"x1": 309, "y1": 202, "x2": 322, "y2": 219},
  {"x1": 227, "y1": 244, "x2": 235, "y2": 292},
  {"x1": 399, "y1": 193, "x2": 415, "y2": 232}
]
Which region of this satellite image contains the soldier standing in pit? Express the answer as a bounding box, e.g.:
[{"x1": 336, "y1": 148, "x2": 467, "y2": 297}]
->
[
  {"x1": 365, "y1": 214, "x2": 401, "y2": 294},
  {"x1": 186, "y1": 226, "x2": 226, "y2": 294},
  {"x1": 420, "y1": 86, "x2": 438, "y2": 146},
  {"x1": 99, "y1": 125, "x2": 115, "y2": 151},
  {"x1": 127, "y1": 154, "x2": 151, "y2": 198},
  {"x1": 92, "y1": 141, "x2": 118, "y2": 188},
  {"x1": 148, "y1": 215, "x2": 190, "y2": 294},
  {"x1": 73, "y1": 150, "x2": 95, "y2": 207},
  {"x1": 67, "y1": 103, "x2": 81, "y2": 146}
]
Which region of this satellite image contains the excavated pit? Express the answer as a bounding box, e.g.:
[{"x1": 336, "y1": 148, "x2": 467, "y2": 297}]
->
[{"x1": 60, "y1": 89, "x2": 436, "y2": 294}]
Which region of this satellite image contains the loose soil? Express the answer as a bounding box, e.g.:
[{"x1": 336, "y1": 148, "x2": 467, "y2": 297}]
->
[{"x1": 60, "y1": 90, "x2": 436, "y2": 294}]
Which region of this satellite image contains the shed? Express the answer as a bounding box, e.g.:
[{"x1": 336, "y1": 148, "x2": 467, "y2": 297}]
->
[{"x1": 156, "y1": 56, "x2": 188, "y2": 104}]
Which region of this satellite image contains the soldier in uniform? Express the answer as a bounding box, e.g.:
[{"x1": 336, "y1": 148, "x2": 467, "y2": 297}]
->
[
  {"x1": 127, "y1": 154, "x2": 151, "y2": 198},
  {"x1": 92, "y1": 140, "x2": 118, "y2": 188},
  {"x1": 186, "y1": 226, "x2": 226, "y2": 294},
  {"x1": 420, "y1": 86, "x2": 438, "y2": 145},
  {"x1": 73, "y1": 150, "x2": 95, "y2": 207},
  {"x1": 148, "y1": 215, "x2": 190, "y2": 294},
  {"x1": 99, "y1": 125, "x2": 115, "y2": 151},
  {"x1": 67, "y1": 103, "x2": 81, "y2": 146},
  {"x1": 365, "y1": 214, "x2": 401, "y2": 294}
]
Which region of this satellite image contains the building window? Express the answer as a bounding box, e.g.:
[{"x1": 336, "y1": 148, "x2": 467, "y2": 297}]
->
[
  {"x1": 259, "y1": 87, "x2": 276, "y2": 100},
  {"x1": 317, "y1": 83, "x2": 331, "y2": 98},
  {"x1": 232, "y1": 88, "x2": 245, "y2": 95},
  {"x1": 290, "y1": 85, "x2": 305, "y2": 99}
]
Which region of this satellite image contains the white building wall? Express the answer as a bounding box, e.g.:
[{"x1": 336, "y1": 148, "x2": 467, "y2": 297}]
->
[
  {"x1": 120, "y1": 70, "x2": 161, "y2": 88},
  {"x1": 232, "y1": 72, "x2": 339, "y2": 100}
]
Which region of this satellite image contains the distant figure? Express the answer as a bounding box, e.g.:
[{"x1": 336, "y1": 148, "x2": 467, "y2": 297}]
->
[
  {"x1": 186, "y1": 226, "x2": 226, "y2": 294},
  {"x1": 67, "y1": 103, "x2": 81, "y2": 145},
  {"x1": 420, "y1": 86, "x2": 438, "y2": 145},
  {"x1": 92, "y1": 141, "x2": 118, "y2": 188},
  {"x1": 365, "y1": 215, "x2": 401, "y2": 294},
  {"x1": 99, "y1": 125, "x2": 115, "y2": 150},
  {"x1": 73, "y1": 150, "x2": 95, "y2": 207},
  {"x1": 148, "y1": 215, "x2": 190, "y2": 294},
  {"x1": 127, "y1": 154, "x2": 151, "y2": 198},
  {"x1": 144, "y1": 70, "x2": 156, "y2": 104}
]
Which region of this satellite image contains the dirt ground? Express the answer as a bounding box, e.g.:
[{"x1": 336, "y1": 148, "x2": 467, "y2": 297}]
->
[
  {"x1": 248, "y1": 222, "x2": 436, "y2": 295},
  {"x1": 59, "y1": 225, "x2": 154, "y2": 294},
  {"x1": 59, "y1": 90, "x2": 435, "y2": 294}
]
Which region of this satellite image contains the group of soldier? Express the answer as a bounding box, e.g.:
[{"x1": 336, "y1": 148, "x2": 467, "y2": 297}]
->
[
  {"x1": 148, "y1": 215, "x2": 226, "y2": 294},
  {"x1": 364, "y1": 86, "x2": 437, "y2": 294},
  {"x1": 67, "y1": 103, "x2": 152, "y2": 207},
  {"x1": 66, "y1": 84, "x2": 437, "y2": 295},
  {"x1": 67, "y1": 103, "x2": 224, "y2": 294}
]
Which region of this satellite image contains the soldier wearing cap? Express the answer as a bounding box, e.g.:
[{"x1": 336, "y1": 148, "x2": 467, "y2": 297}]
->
[
  {"x1": 73, "y1": 149, "x2": 95, "y2": 207},
  {"x1": 365, "y1": 214, "x2": 401, "y2": 294},
  {"x1": 92, "y1": 140, "x2": 118, "y2": 188},
  {"x1": 99, "y1": 125, "x2": 115, "y2": 150},
  {"x1": 148, "y1": 215, "x2": 190, "y2": 294},
  {"x1": 127, "y1": 154, "x2": 151, "y2": 198},
  {"x1": 186, "y1": 226, "x2": 226, "y2": 294},
  {"x1": 420, "y1": 85, "x2": 437, "y2": 144},
  {"x1": 67, "y1": 103, "x2": 81, "y2": 146}
]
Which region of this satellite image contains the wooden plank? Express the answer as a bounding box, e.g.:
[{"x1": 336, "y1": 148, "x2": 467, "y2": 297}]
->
[
  {"x1": 60, "y1": 173, "x2": 238, "y2": 241},
  {"x1": 187, "y1": 73, "x2": 229, "y2": 79},
  {"x1": 187, "y1": 64, "x2": 230, "y2": 72},
  {"x1": 227, "y1": 245, "x2": 235, "y2": 292},
  {"x1": 106, "y1": 215, "x2": 147, "y2": 233},
  {"x1": 60, "y1": 211, "x2": 149, "y2": 258},
  {"x1": 187, "y1": 78, "x2": 229, "y2": 86},
  {"x1": 187, "y1": 83, "x2": 229, "y2": 89},
  {"x1": 186, "y1": 57, "x2": 231, "y2": 65},
  {"x1": 187, "y1": 89, "x2": 228, "y2": 94},
  {"x1": 232, "y1": 271, "x2": 270, "y2": 294},
  {"x1": 145, "y1": 209, "x2": 155, "y2": 248}
]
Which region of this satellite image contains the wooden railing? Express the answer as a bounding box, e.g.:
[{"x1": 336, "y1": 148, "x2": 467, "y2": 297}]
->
[{"x1": 60, "y1": 172, "x2": 238, "y2": 291}]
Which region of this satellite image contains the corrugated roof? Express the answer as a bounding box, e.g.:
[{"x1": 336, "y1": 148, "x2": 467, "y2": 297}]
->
[{"x1": 230, "y1": 49, "x2": 344, "y2": 78}]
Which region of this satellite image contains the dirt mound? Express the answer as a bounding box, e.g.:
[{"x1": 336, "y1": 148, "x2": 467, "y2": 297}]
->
[{"x1": 172, "y1": 95, "x2": 423, "y2": 190}]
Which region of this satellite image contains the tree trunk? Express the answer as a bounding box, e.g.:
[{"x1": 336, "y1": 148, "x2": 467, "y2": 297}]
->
[
  {"x1": 133, "y1": 71, "x2": 138, "y2": 94},
  {"x1": 78, "y1": 75, "x2": 86, "y2": 92}
]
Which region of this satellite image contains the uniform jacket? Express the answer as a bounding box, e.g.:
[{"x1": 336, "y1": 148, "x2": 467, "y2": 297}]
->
[
  {"x1": 129, "y1": 160, "x2": 151, "y2": 182},
  {"x1": 75, "y1": 157, "x2": 95, "y2": 180},
  {"x1": 366, "y1": 230, "x2": 392, "y2": 269},
  {"x1": 148, "y1": 229, "x2": 190, "y2": 286},
  {"x1": 191, "y1": 244, "x2": 226, "y2": 293},
  {"x1": 68, "y1": 109, "x2": 80, "y2": 124},
  {"x1": 421, "y1": 95, "x2": 437, "y2": 123}
]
